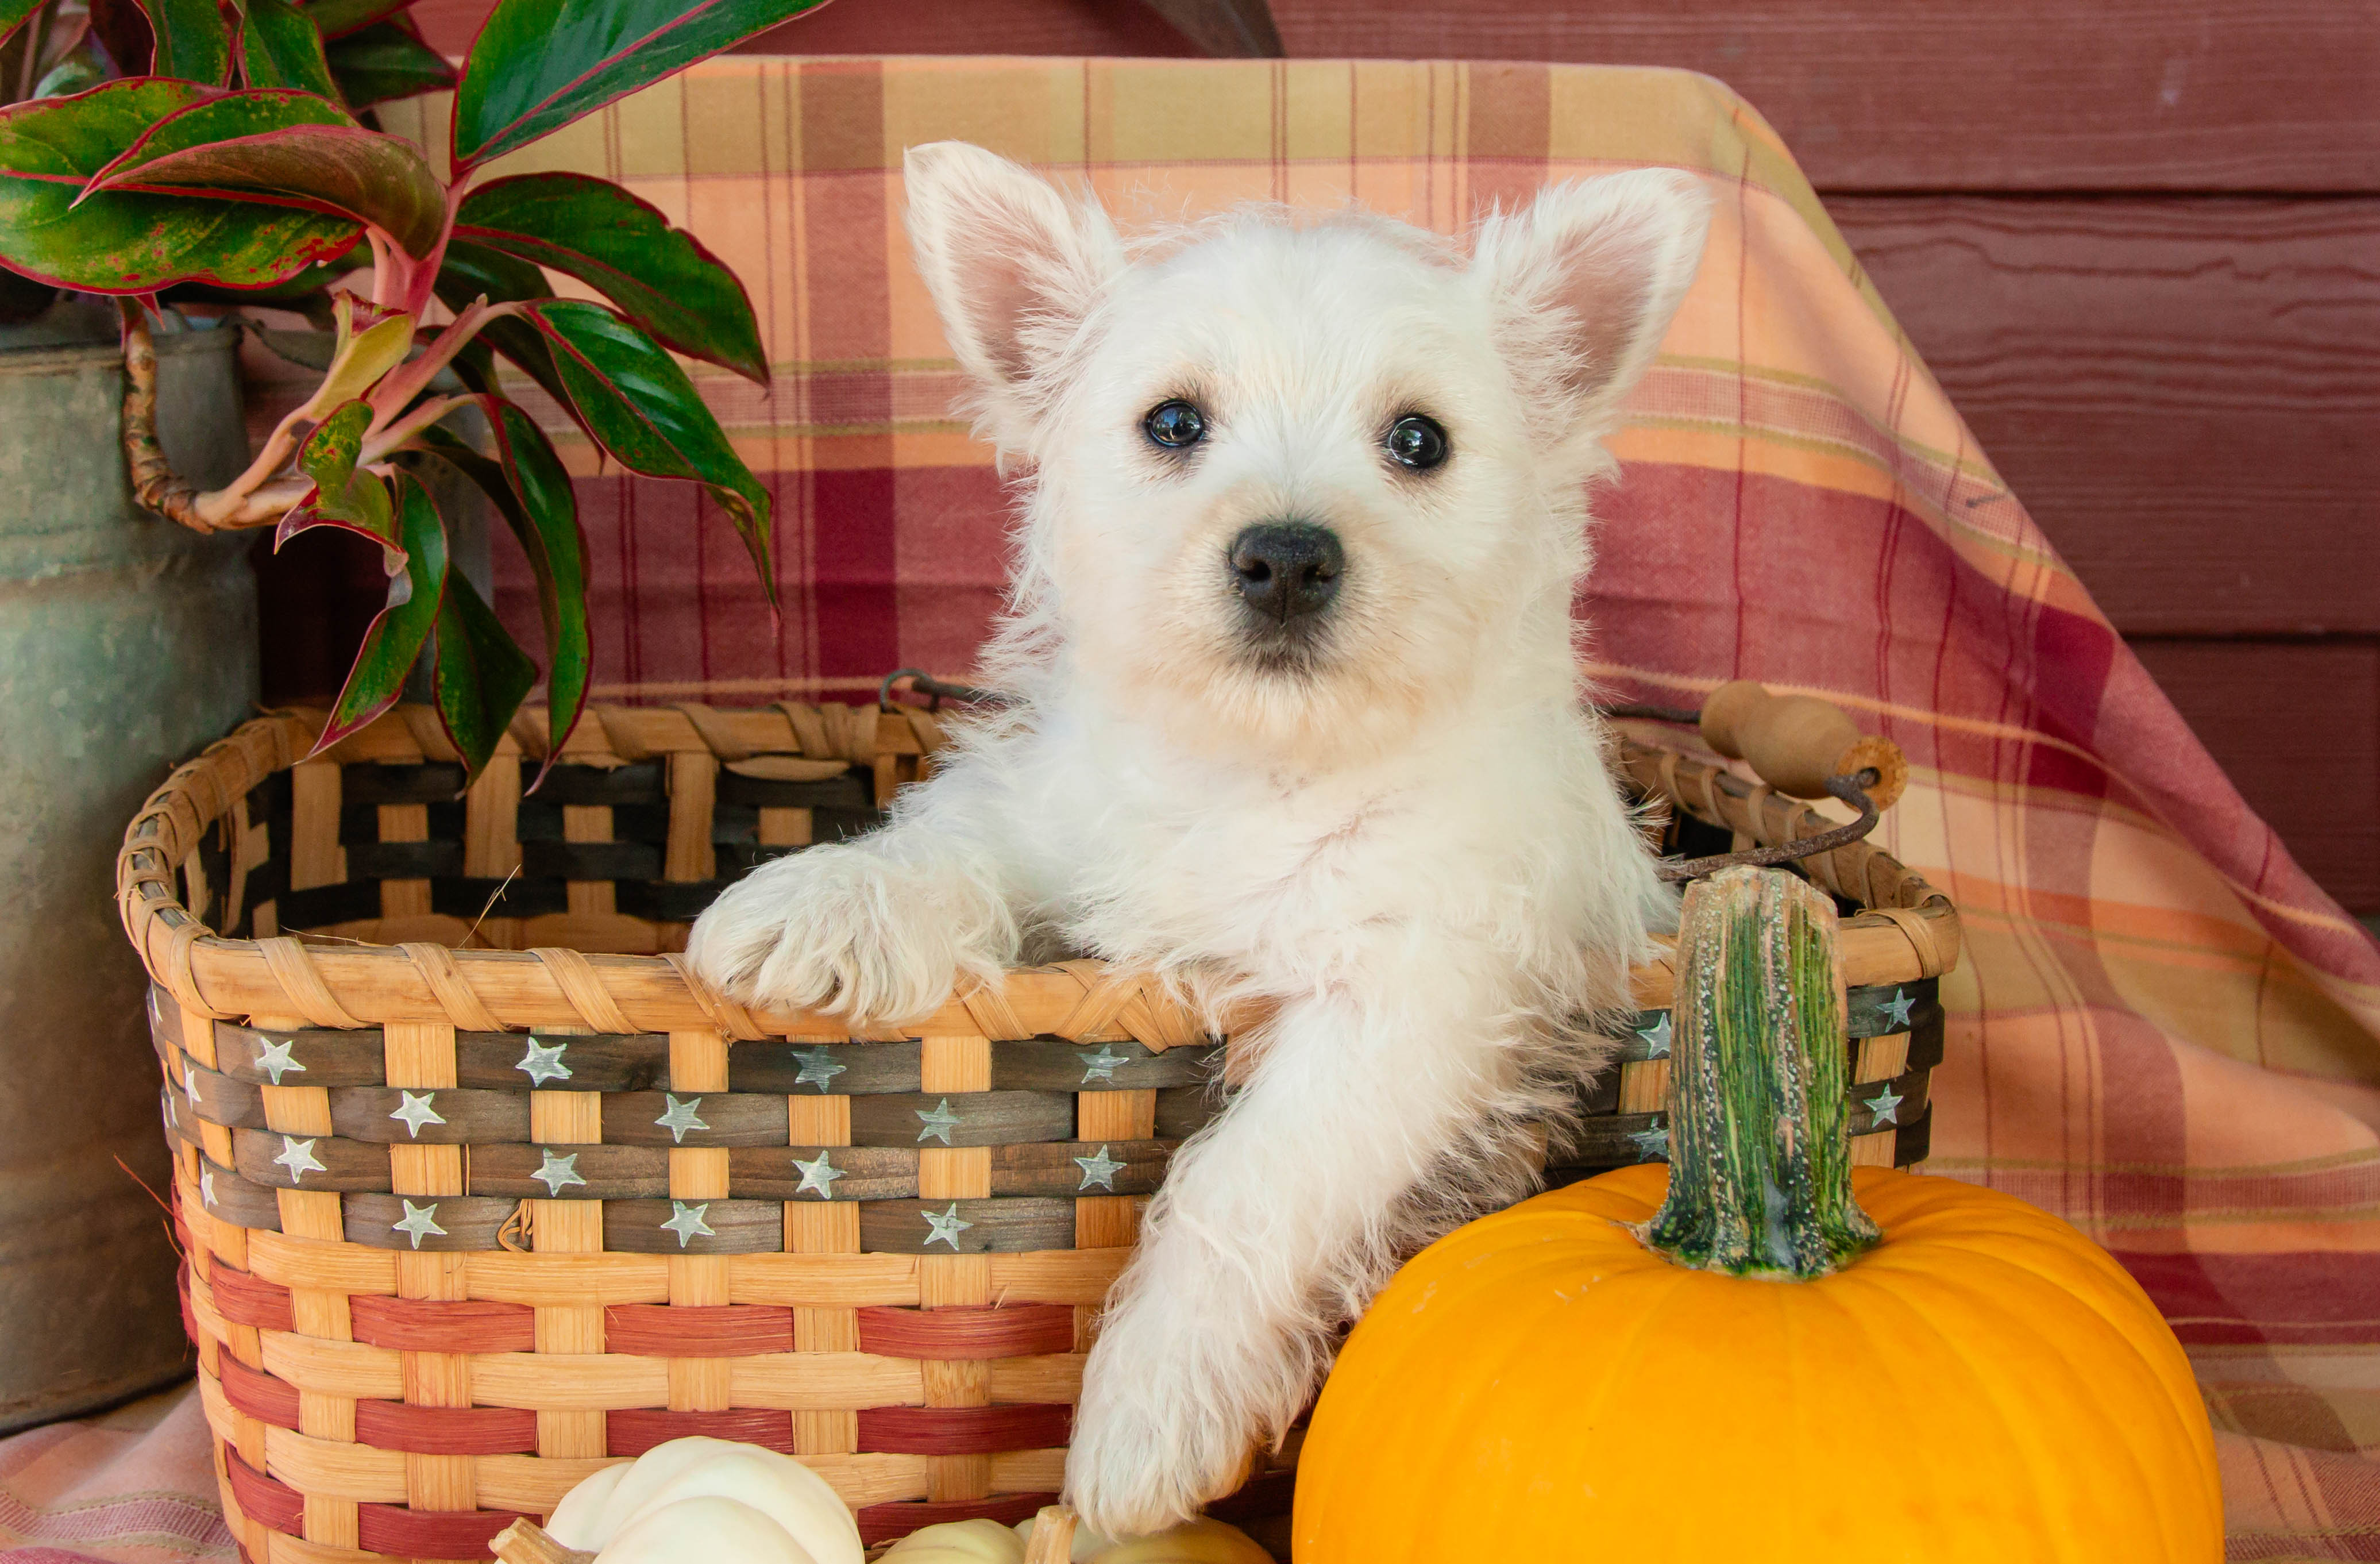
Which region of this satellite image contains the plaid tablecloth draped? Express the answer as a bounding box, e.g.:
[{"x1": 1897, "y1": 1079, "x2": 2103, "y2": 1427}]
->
[{"x1": 14, "y1": 55, "x2": 2378, "y2": 1564}]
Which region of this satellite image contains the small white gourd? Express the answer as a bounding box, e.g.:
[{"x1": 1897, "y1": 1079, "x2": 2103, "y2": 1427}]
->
[
  {"x1": 513, "y1": 1437, "x2": 863, "y2": 1564},
  {"x1": 878, "y1": 1518, "x2": 1028, "y2": 1563}
]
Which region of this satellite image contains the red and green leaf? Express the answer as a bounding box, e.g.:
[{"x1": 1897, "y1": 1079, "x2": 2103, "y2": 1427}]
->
[
  {"x1": 323, "y1": 19, "x2": 454, "y2": 108},
  {"x1": 433, "y1": 564, "x2": 537, "y2": 783},
  {"x1": 450, "y1": 0, "x2": 832, "y2": 171},
  {"x1": 233, "y1": 0, "x2": 340, "y2": 99},
  {"x1": 0, "y1": 0, "x2": 45, "y2": 44},
  {"x1": 300, "y1": 0, "x2": 406, "y2": 41},
  {"x1": 455, "y1": 172, "x2": 765, "y2": 385},
  {"x1": 526, "y1": 298, "x2": 773, "y2": 595},
  {"x1": 129, "y1": 0, "x2": 229, "y2": 83},
  {"x1": 302, "y1": 291, "x2": 414, "y2": 414},
  {"x1": 433, "y1": 237, "x2": 570, "y2": 407},
  {"x1": 315, "y1": 468, "x2": 447, "y2": 752},
  {"x1": 276, "y1": 398, "x2": 395, "y2": 553},
  {"x1": 0, "y1": 79, "x2": 360, "y2": 294},
  {"x1": 85, "y1": 88, "x2": 446, "y2": 259},
  {"x1": 414, "y1": 400, "x2": 591, "y2": 771}
]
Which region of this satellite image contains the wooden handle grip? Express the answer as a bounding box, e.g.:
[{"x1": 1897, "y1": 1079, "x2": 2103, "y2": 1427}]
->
[
  {"x1": 1698, "y1": 680, "x2": 1908, "y2": 809},
  {"x1": 1024, "y1": 1505, "x2": 1078, "y2": 1564},
  {"x1": 489, "y1": 1521, "x2": 594, "y2": 1564}
]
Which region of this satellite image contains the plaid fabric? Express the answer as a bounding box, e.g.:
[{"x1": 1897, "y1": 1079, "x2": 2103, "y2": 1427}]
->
[
  {"x1": 0, "y1": 1389, "x2": 231, "y2": 1564},
  {"x1": 121, "y1": 55, "x2": 2380, "y2": 1561}
]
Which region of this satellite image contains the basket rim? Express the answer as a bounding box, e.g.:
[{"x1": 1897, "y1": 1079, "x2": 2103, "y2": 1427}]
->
[{"x1": 117, "y1": 703, "x2": 1959, "y2": 1036}]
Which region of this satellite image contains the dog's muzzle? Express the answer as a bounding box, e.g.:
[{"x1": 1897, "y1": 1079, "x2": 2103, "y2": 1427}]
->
[{"x1": 1228, "y1": 521, "x2": 1343, "y2": 632}]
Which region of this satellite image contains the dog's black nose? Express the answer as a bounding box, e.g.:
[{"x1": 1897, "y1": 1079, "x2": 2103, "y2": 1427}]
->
[{"x1": 1229, "y1": 522, "x2": 1343, "y2": 622}]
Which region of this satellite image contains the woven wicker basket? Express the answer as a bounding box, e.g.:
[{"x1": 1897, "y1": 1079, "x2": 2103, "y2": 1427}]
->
[{"x1": 118, "y1": 702, "x2": 1958, "y2": 1562}]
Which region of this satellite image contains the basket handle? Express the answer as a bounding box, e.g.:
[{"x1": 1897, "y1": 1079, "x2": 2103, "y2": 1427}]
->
[{"x1": 1697, "y1": 681, "x2": 1908, "y2": 811}]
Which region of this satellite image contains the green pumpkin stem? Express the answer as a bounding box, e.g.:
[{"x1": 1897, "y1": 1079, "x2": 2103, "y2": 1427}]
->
[{"x1": 1635, "y1": 865, "x2": 1881, "y2": 1279}]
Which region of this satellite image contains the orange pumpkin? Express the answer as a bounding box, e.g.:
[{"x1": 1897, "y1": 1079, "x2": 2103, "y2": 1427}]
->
[{"x1": 1293, "y1": 866, "x2": 2220, "y2": 1563}]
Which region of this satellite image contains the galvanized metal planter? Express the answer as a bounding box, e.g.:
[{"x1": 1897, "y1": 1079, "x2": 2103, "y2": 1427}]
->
[{"x1": 0, "y1": 301, "x2": 258, "y2": 1429}]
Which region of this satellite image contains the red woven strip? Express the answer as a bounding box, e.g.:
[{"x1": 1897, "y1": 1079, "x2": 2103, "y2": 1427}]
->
[
  {"x1": 855, "y1": 1403, "x2": 1073, "y2": 1455},
  {"x1": 606, "y1": 1409, "x2": 796, "y2": 1457},
  {"x1": 223, "y1": 1451, "x2": 303, "y2": 1536},
  {"x1": 350, "y1": 1295, "x2": 535, "y2": 1352},
  {"x1": 215, "y1": 1355, "x2": 300, "y2": 1431},
  {"x1": 855, "y1": 1304, "x2": 1075, "y2": 1361},
  {"x1": 355, "y1": 1504, "x2": 526, "y2": 1560},
  {"x1": 177, "y1": 1262, "x2": 198, "y2": 1348},
  {"x1": 857, "y1": 1494, "x2": 1055, "y2": 1547},
  {"x1": 353, "y1": 1400, "x2": 541, "y2": 1455},
  {"x1": 603, "y1": 1304, "x2": 795, "y2": 1357},
  {"x1": 207, "y1": 1265, "x2": 295, "y2": 1332}
]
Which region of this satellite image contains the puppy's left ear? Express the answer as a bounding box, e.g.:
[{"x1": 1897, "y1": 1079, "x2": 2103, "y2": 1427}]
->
[
  {"x1": 904, "y1": 141, "x2": 1124, "y2": 448},
  {"x1": 1471, "y1": 168, "x2": 1711, "y2": 441}
]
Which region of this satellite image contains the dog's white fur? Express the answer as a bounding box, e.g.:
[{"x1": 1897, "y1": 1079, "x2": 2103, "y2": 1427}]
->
[{"x1": 688, "y1": 143, "x2": 1710, "y2": 1536}]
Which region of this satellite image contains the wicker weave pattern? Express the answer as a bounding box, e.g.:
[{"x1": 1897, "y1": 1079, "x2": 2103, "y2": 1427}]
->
[{"x1": 121, "y1": 703, "x2": 1959, "y2": 1560}]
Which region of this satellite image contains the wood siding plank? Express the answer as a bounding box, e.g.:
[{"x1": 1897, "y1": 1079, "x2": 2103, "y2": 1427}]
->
[{"x1": 1836, "y1": 195, "x2": 2380, "y2": 636}]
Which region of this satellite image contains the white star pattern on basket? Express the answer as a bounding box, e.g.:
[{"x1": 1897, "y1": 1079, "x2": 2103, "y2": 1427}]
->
[
  {"x1": 389, "y1": 1091, "x2": 445, "y2": 1138},
  {"x1": 1881, "y1": 988, "x2": 1916, "y2": 1031},
  {"x1": 1076, "y1": 1046, "x2": 1127, "y2": 1085},
  {"x1": 515, "y1": 1038, "x2": 572, "y2": 1086},
  {"x1": 793, "y1": 1151, "x2": 844, "y2": 1199},
  {"x1": 1626, "y1": 1119, "x2": 1669, "y2": 1161},
  {"x1": 662, "y1": 1201, "x2": 713, "y2": 1247},
  {"x1": 183, "y1": 1064, "x2": 200, "y2": 1108},
  {"x1": 199, "y1": 1168, "x2": 217, "y2": 1207},
  {"x1": 1635, "y1": 1013, "x2": 1673, "y2": 1058},
  {"x1": 1865, "y1": 1083, "x2": 1905, "y2": 1127},
  {"x1": 1074, "y1": 1145, "x2": 1127, "y2": 1192},
  {"x1": 790, "y1": 1046, "x2": 847, "y2": 1092},
  {"x1": 533, "y1": 1149, "x2": 586, "y2": 1196},
  {"x1": 655, "y1": 1095, "x2": 708, "y2": 1143},
  {"x1": 921, "y1": 1203, "x2": 973, "y2": 1250},
  {"x1": 392, "y1": 1200, "x2": 445, "y2": 1249},
  {"x1": 253, "y1": 1037, "x2": 306, "y2": 1084},
  {"x1": 915, "y1": 1099, "x2": 962, "y2": 1145},
  {"x1": 274, "y1": 1135, "x2": 326, "y2": 1183}
]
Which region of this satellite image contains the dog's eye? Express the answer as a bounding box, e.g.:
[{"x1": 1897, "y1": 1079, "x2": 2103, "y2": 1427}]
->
[
  {"x1": 1385, "y1": 414, "x2": 1449, "y2": 471},
  {"x1": 1143, "y1": 399, "x2": 1207, "y2": 450}
]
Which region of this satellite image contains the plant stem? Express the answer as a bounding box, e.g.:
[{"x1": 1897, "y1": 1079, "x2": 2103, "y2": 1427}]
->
[
  {"x1": 17, "y1": 2, "x2": 50, "y2": 102},
  {"x1": 367, "y1": 231, "x2": 395, "y2": 307},
  {"x1": 118, "y1": 304, "x2": 318, "y2": 532},
  {"x1": 360, "y1": 392, "x2": 462, "y2": 462},
  {"x1": 1635, "y1": 865, "x2": 1881, "y2": 1279},
  {"x1": 366, "y1": 296, "x2": 517, "y2": 434},
  {"x1": 116, "y1": 301, "x2": 207, "y2": 530}
]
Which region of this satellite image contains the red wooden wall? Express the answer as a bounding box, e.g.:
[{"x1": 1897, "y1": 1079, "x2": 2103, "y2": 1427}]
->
[{"x1": 373, "y1": 0, "x2": 2380, "y2": 912}]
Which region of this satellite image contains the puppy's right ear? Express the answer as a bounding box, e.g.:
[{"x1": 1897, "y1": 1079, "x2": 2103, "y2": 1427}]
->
[{"x1": 903, "y1": 141, "x2": 1122, "y2": 446}]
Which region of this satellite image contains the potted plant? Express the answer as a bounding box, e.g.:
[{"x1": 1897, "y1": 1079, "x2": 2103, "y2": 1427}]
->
[{"x1": 0, "y1": 0, "x2": 819, "y2": 1427}]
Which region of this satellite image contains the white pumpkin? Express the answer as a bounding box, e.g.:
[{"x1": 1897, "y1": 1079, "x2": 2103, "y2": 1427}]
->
[
  {"x1": 535, "y1": 1437, "x2": 863, "y2": 1564},
  {"x1": 1062, "y1": 1520, "x2": 1272, "y2": 1564},
  {"x1": 879, "y1": 1519, "x2": 1028, "y2": 1563}
]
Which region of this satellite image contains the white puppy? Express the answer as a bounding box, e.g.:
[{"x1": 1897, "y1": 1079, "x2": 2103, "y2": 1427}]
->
[{"x1": 688, "y1": 142, "x2": 1709, "y2": 1536}]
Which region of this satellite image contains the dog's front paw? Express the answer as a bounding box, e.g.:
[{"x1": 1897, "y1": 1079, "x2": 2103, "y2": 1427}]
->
[
  {"x1": 1063, "y1": 1311, "x2": 1262, "y2": 1538},
  {"x1": 685, "y1": 845, "x2": 1002, "y2": 1028}
]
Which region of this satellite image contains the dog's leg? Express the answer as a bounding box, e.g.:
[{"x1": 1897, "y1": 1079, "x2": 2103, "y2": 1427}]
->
[
  {"x1": 1064, "y1": 964, "x2": 1533, "y2": 1536},
  {"x1": 684, "y1": 767, "x2": 1026, "y2": 1028}
]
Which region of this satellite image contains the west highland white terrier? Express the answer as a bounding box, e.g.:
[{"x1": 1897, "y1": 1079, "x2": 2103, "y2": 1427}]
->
[{"x1": 688, "y1": 141, "x2": 1711, "y2": 1536}]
